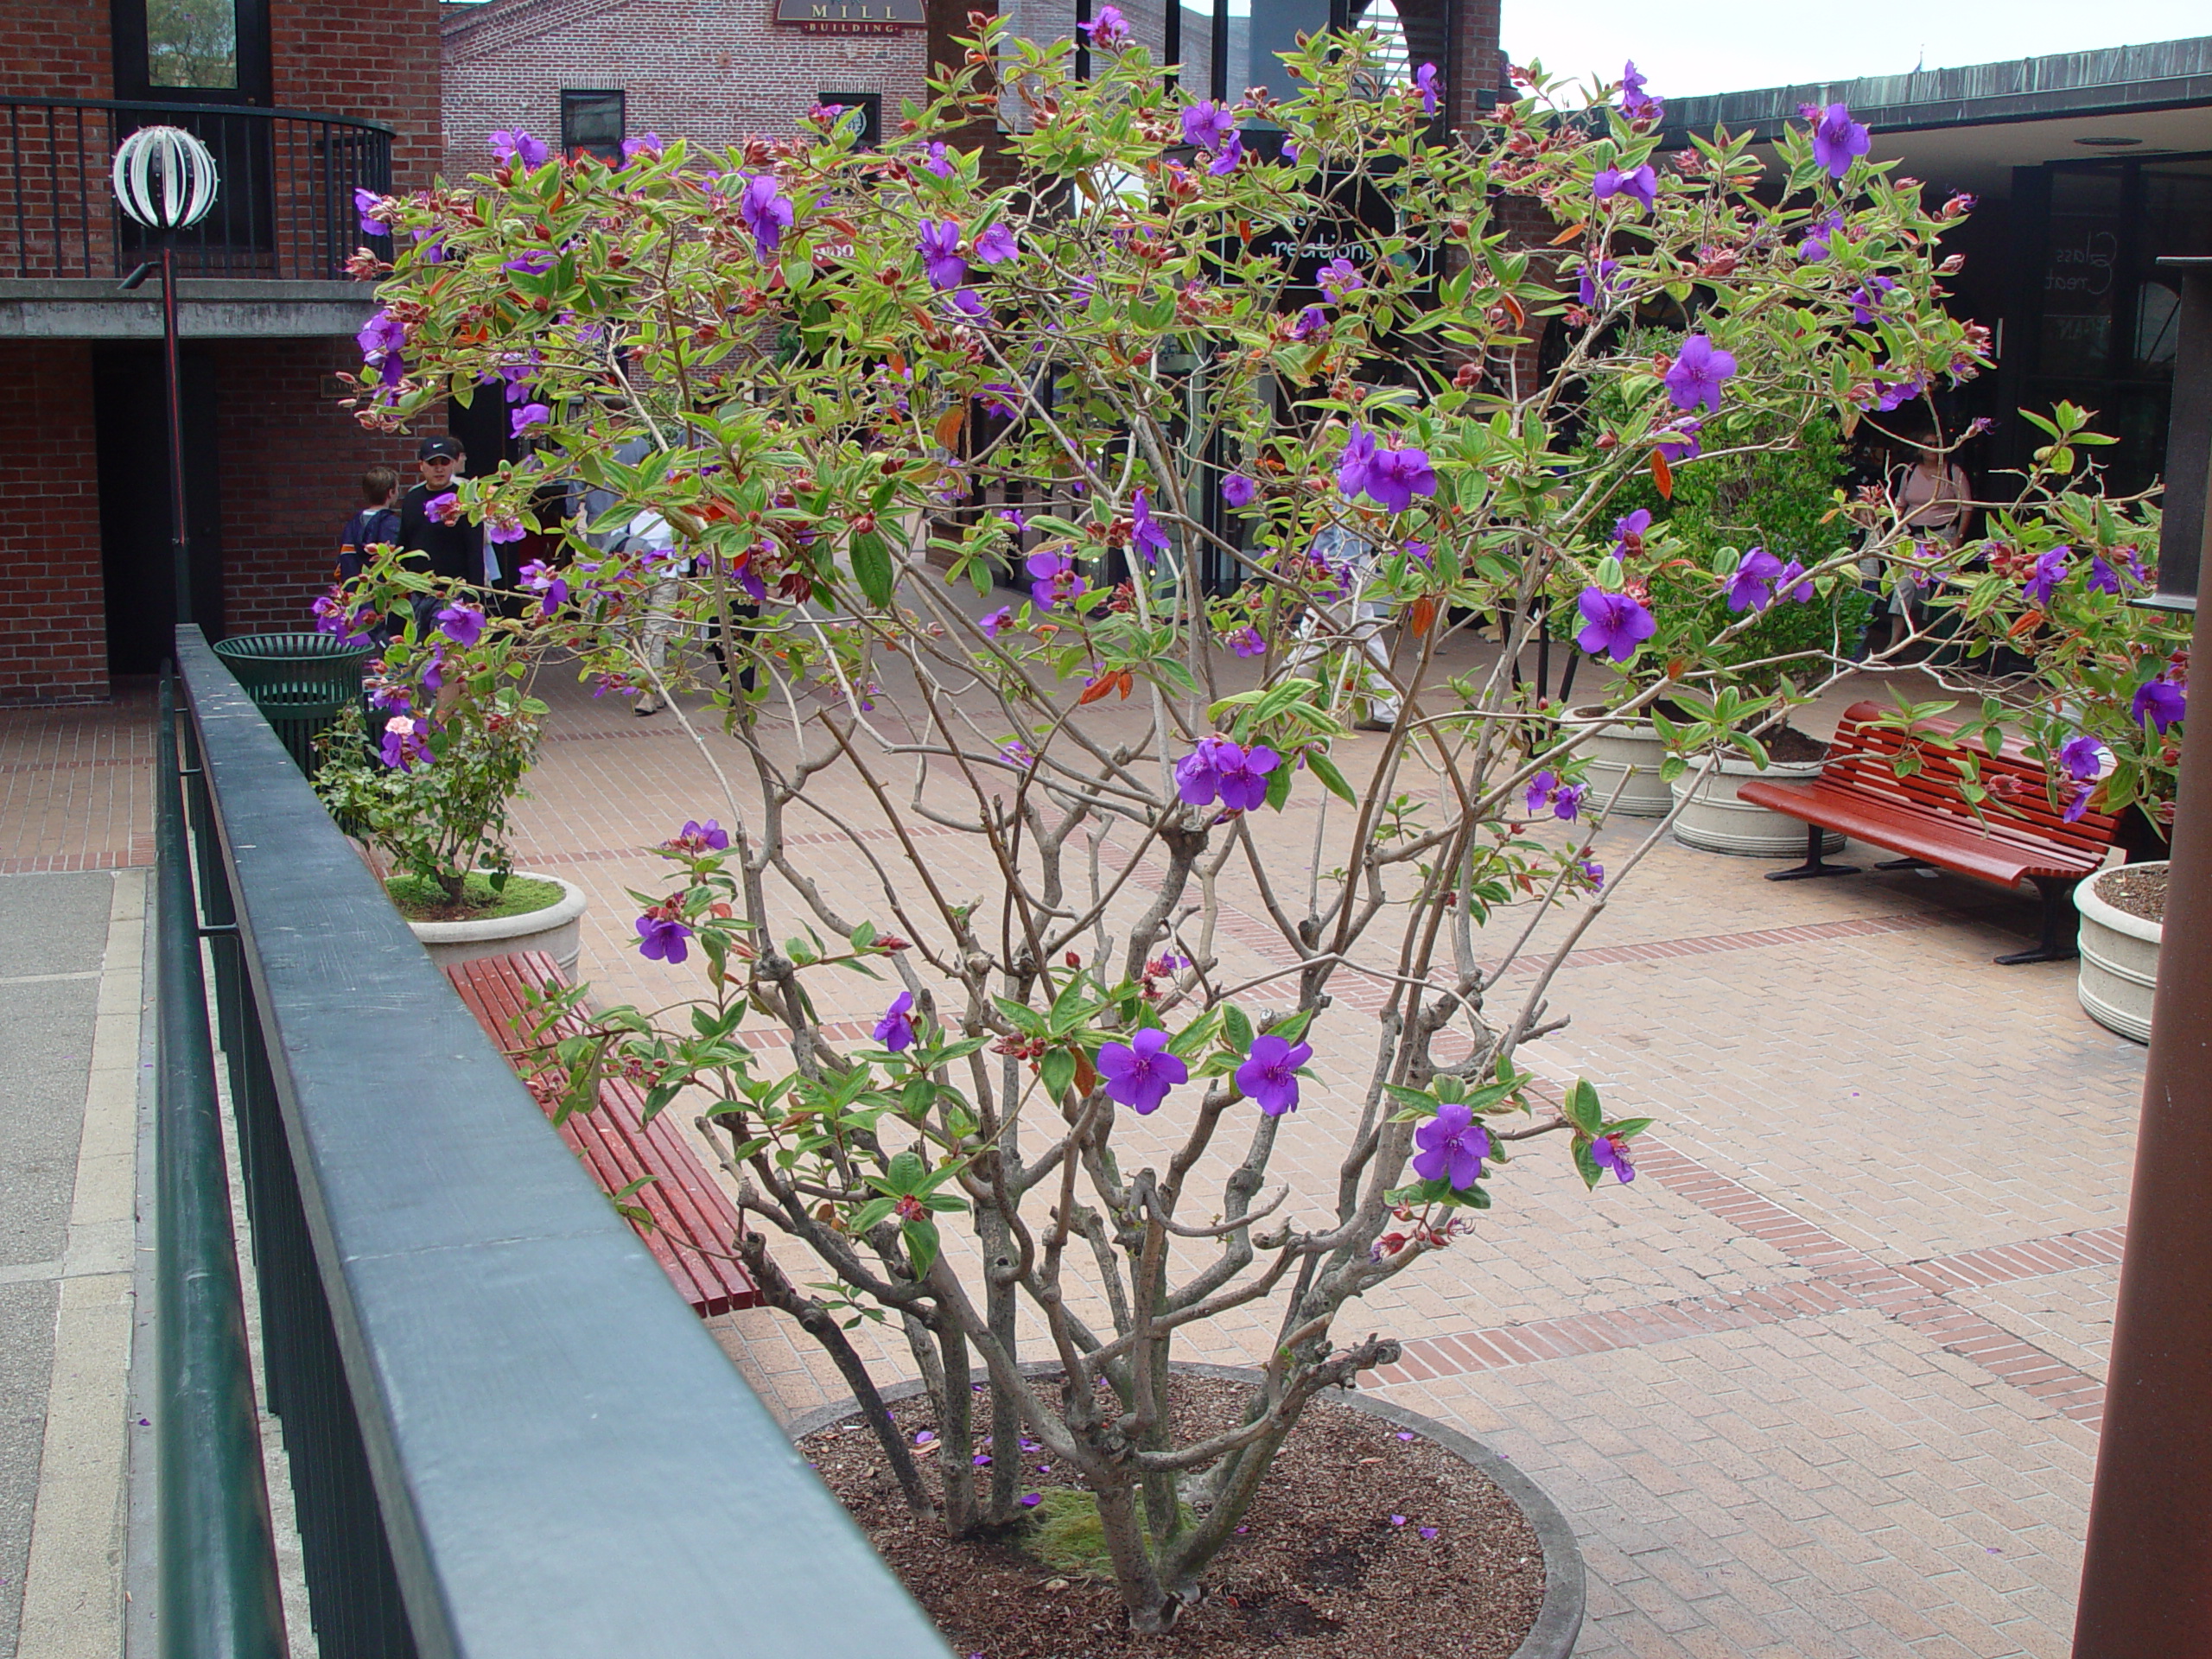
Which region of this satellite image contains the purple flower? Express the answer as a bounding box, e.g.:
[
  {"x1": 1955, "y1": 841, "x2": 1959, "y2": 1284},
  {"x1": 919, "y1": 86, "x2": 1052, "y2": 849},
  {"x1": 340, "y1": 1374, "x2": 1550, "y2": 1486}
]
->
[
  {"x1": 1279, "y1": 138, "x2": 1301, "y2": 167},
  {"x1": 1217, "y1": 742, "x2": 1281, "y2": 811},
  {"x1": 436, "y1": 603, "x2": 486, "y2": 647},
  {"x1": 1619, "y1": 60, "x2": 1662, "y2": 123},
  {"x1": 1777, "y1": 559, "x2": 1815, "y2": 603},
  {"x1": 1319, "y1": 257, "x2": 1364, "y2": 301},
  {"x1": 636, "y1": 914, "x2": 692, "y2": 963},
  {"x1": 1176, "y1": 734, "x2": 1232, "y2": 805},
  {"x1": 1592, "y1": 163, "x2": 1656, "y2": 213},
  {"x1": 518, "y1": 562, "x2": 569, "y2": 617},
  {"x1": 874, "y1": 990, "x2": 917, "y2": 1052},
  {"x1": 1851, "y1": 275, "x2": 1897, "y2": 325},
  {"x1": 1363, "y1": 447, "x2": 1437, "y2": 514},
  {"x1": 1291, "y1": 305, "x2": 1329, "y2": 341},
  {"x1": 1574, "y1": 588, "x2": 1656, "y2": 663},
  {"x1": 1724, "y1": 545, "x2": 1783, "y2": 613},
  {"x1": 919, "y1": 219, "x2": 967, "y2": 289},
  {"x1": 1797, "y1": 209, "x2": 1844, "y2": 263},
  {"x1": 1181, "y1": 101, "x2": 1236, "y2": 152},
  {"x1": 974, "y1": 222, "x2": 1020, "y2": 265},
  {"x1": 620, "y1": 131, "x2": 664, "y2": 163},
  {"x1": 1412, "y1": 1101, "x2": 1489, "y2": 1189},
  {"x1": 425, "y1": 490, "x2": 460, "y2": 525},
  {"x1": 2058, "y1": 734, "x2": 2107, "y2": 783},
  {"x1": 1208, "y1": 130, "x2": 1245, "y2": 175},
  {"x1": 501, "y1": 250, "x2": 556, "y2": 276},
  {"x1": 490, "y1": 129, "x2": 550, "y2": 168},
  {"x1": 1227, "y1": 626, "x2": 1266, "y2": 658},
  {"x1": 2133, "y1": 677, "x2": 2186, "y2": 734},
  {"x1": 1414, "y1": 62, "x2": 1441, "y2": 118},
  {"x1": 1222, "y1": 474, "x2": 1256, "y2": 509},
  {"x1": 739, "y1": 173, "x2": 794, "y2": 260},
  {"x1": 2063, "y1": 786, "x2": 2097, "y2": 824},
  {"x1": 1589, "y1": 1134, "x2": 1636, "y2": 1184},
  {"x1": 353, "y1": 187, "x2": 386, "y2": 238},
  {"x1": 1096, "y1": 1028, "x2": 1187, "y2": 1115},
  {"x1": 1578, "y1": 258, "x2": 1624, "y2": 309},
  {"x1": 510, "y1": 402, "x2": 551, "y2": 437},
  {"x1": 1000, "y1": 740, "x2": 1035, "y2": 767},
  {"x1": 1579, "y1": 856, "x2": 1605, "y2": 888},
  {"x1": 1236, "y1": 1033, "x2": 1313, "y2": 1116},
  {"x1": 379, "y1": 715, "x2": 428, "y2": 771},
  {"x1": 2088, "y1": 555, "x2": 2123, "y2": 595},
  {"x1": 1524, "y1": 771, "x2": 1584, "y2": 822},
  {"x1": 1664, "y1": 334, "x2": 1737, "y2": 413},
  {"x1": 486, "y1": 517, "x2": 527, "y2": 546},
  {"x1": 681, "y1": 817, "x2": 731, "y2": 849},
  {"x1": 1025, "y1": 550, "x2": 1085, "y2": 611},
  {"x1": 1131, "y1": 489, "x2": 1173, "y2": 565},
  {"x1": 2023, "y1": 545, "x2": 2070, "y2": 609},
  {"x1": 357, "y1": 308, "x2": 405, "y2": 358},
  {"x1": 1810, "y1": 102, "x2": 1872, "y2": 180},
  {"x1": 920, "y1": 142, "x2": 957, "y2": 180},
  {"x1": 980, "y1": 605, "x2": 1014, "y2": 639},
  {"x1": 1337, "y1": 427, "x2": 1378, "y2": 498},
  {"x1": 1655, "y1": 420, "x2": 1703, "y2": 463},
  {"x1": 1078, "y1": 3, "x2": 1130, "y2": 47},
  {"x1": 1612, "y1": 508, "x2": 1650, "y2": 555}
]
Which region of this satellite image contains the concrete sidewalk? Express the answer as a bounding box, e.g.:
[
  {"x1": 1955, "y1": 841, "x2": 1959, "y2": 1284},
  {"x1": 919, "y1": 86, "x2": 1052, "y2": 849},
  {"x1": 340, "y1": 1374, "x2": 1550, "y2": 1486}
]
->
[{"x1": 1, "y1": 872, "x2": 147, "y2": 1659}]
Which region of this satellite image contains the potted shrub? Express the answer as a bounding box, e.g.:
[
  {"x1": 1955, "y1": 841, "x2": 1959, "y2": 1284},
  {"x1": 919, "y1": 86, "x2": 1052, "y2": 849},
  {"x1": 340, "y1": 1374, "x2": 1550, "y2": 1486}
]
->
[
  {"x1": 343, "y1": 30, "x2": 1993, "y2": 1644},
  {"x1": 312, "y1": 596, "x2": 584, "y2": 974}
]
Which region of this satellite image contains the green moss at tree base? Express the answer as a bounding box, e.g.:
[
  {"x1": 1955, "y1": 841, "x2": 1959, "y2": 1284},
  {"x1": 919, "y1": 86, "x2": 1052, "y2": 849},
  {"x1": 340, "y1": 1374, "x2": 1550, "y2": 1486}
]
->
[{"x1": 385, "y1": 872, "x2": 565, "y2": 924}]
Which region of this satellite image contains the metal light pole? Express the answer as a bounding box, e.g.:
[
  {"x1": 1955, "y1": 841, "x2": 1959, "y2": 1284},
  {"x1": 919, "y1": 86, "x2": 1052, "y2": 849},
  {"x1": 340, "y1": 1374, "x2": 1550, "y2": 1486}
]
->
[
  {"x1": 112, "y1": 125, "x2": 219, "y2": 626},
  {"x1": 2069, "y1": 257, "x2": 2210, "y2": 1658}
]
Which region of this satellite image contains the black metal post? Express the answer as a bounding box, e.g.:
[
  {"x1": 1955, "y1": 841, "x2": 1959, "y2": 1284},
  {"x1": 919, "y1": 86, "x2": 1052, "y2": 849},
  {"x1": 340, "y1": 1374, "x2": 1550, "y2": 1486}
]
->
[
  {"x1": 156, "y1": 667, "x2": 289, "y2": 1659},
  {"x1": 160, "y1": 238, "x2": 192, "y2": 624}
]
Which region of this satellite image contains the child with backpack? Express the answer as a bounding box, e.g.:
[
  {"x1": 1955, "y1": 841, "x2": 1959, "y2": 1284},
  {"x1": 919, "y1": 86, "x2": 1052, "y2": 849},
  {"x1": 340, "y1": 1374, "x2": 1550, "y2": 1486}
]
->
[{"x1": 338, "y1": 466, "x2": 401, "y2": 582}]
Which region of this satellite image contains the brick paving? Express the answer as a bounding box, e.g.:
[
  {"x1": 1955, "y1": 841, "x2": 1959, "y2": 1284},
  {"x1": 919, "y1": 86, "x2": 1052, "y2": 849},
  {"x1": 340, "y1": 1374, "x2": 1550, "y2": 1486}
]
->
[{"x1": 3, "y1": 650, "x2": 2151, "y2": 1658}]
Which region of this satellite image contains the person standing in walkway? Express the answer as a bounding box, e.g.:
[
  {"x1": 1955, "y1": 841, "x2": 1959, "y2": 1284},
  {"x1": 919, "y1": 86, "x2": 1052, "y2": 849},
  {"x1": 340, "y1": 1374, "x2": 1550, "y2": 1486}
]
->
[
  {"x1": 337, "y1": 466, "x2": 400, "y2": 583},
  {"x1": 397, "y1": 436, "x2": 484, "y2": 635}
]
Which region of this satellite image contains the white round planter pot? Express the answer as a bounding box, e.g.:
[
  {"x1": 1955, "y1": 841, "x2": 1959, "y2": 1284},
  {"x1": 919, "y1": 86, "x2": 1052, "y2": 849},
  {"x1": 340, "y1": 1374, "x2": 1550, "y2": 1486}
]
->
[
  {"x1": 405, "y1": 873, "x2": 588, "y2": 978},
  {"x1": 1669, "y1": 753, "x2": 1845, "y2": 859},
  {"x1": 1565, "y1": 708, "x2": 1673, "y2": 818},
  {"x1": 2075, "y1": 862, "x2": 2162, "y2": 1045}
]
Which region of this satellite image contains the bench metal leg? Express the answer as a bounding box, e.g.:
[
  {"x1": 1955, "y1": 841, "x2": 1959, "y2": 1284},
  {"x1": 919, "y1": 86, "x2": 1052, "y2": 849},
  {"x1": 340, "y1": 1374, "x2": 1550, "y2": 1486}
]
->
[
  {"x1": 1766, "y1": 820, "x2": 1860, "y2": 881},
  {"x1": 1875, "y1": 855, "x2": 1936, "y2": 872},
  {"x1": 1994, "y1": 877, "x2": 2082, "y2": 965}
]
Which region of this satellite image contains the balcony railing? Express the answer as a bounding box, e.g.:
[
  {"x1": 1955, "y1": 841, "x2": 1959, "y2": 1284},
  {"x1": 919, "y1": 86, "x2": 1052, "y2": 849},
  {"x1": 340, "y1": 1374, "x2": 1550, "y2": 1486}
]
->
[
  {"x1": 164, "y1": 626, "x2": 951, "y2": 1657},
  {"x1": 3, "y1": 98, "x2": 391, "y2": 282}
]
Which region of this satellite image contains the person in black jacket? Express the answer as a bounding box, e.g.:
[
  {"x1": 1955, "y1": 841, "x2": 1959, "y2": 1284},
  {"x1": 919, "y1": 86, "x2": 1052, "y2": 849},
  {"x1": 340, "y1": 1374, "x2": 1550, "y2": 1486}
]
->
[
  {"x1": 337, "y1": 466, "x2": 401, "y2": 582},
  {"x1": 397, "y1": 435, "x2": 485, "y2": 635}
]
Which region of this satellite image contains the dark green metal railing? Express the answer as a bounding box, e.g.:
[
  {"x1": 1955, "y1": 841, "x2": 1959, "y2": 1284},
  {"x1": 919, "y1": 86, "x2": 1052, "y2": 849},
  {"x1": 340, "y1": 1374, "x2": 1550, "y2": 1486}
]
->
[{"x1": 160, "y1": 624, "x2": 952, "y2": 1657}]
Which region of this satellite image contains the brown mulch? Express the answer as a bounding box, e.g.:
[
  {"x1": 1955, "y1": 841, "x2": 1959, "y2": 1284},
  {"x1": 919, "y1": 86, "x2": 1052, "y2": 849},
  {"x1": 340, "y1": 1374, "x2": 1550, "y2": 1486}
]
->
[
  {"x1": 2097, "y1": 864, "x2": 2167, "y2": 926},
  {"x1": 801, "y1": 1374, "x2": 1546, "y2": 1659},
  {"x1": 1764, "y1": 726, "x2": 1830, "y2": 766}
]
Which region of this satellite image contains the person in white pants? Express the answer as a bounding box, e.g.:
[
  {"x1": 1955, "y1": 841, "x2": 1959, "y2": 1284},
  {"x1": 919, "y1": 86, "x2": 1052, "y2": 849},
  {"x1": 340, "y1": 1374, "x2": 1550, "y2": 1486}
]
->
[
  {"x1": 625, "y1": 509, "x2": 688, "y2": 716},
  {"x1": 1289, "y1": 521, "x2": 1401, "y2": 730}
]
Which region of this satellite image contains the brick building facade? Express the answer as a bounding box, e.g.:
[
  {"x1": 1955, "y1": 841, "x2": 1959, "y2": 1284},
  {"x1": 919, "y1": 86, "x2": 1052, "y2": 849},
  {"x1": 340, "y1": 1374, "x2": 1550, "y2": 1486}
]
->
[{"x1": 0, "y1": 1, "x2": 437, "y2": 705}]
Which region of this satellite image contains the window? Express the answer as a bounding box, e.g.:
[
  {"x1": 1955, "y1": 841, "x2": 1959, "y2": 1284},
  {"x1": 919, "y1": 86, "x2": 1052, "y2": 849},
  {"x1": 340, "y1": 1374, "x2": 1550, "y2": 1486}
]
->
[
  {"x1": 561, "y1": 91, "x2": 626, "y2": 163},
  {"x1": 817, "y1": 92, "x2": 883, "y2": 149},
  {"x1": 146, "y1": 0, "x2": 239, "y2": 88}
]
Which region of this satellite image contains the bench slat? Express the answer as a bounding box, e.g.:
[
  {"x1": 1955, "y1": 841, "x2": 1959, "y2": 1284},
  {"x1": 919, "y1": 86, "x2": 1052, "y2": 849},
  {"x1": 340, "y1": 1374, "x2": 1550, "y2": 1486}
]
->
[{"x1": 444, "y1": 951, "x2": 761, "y2": 1317}]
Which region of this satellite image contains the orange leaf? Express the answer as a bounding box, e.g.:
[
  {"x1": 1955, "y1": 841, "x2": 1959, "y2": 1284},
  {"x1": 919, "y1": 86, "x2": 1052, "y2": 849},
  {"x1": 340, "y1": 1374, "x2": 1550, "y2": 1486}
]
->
[
  {"x1": 1409, "y1": 596, "x2": 1438, "y2": 637},
  {"x1": 888, "y1": 352, "x2": 908, "y2": 378},
  {"x1": 1550, "y1": 222, "x2": 1588, "y2": 245},
  {"x1": 934, "y1": 404, "x2": 968, "y2": 449},
  {"x1": 1500, "y1": 292, "x2": 1526, "y2": 328},
  {"x1": 1077, "y1": 675, "x2": 1118, "y2": 704},
  {"x1": 1116, "y1": 670, "x2": 1135, "y2": 699},
  {"x1": 2008, "y1": 610, "x2": 2044, "y2": 639},
  {"x1": 1649, "y1": 450, "x2": 1674, "y2": 499},
  {"x1": 1073, "y1": 1052, "x2": 1099, "y2": 1096}
]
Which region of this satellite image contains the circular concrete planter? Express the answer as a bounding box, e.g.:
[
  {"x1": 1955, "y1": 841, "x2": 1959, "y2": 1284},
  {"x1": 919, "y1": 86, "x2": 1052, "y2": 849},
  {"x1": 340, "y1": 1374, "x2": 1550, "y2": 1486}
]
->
[
  {"x1": 1669, "y1": 753, "x2": 1844, "y2": 859},
  {"x1": 404, "y1": 872, "x2": 588, "y2": 978},
  {"x1": 788, "y1": 1360, "x2": 1585, "y2": 1659},
  {"x1": 1565, "y1": 706, "x2": 1672, "y2": 818},
  {"x1": 2075, "y1": 862, "x2": 2162, "y2": 1045}
]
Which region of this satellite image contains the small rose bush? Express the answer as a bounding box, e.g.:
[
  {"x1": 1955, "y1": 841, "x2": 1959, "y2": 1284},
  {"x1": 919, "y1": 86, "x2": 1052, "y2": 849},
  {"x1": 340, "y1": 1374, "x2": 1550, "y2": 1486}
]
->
[{"x1": 321, "y1": 22, "x2": 2169, "y2": 1630}]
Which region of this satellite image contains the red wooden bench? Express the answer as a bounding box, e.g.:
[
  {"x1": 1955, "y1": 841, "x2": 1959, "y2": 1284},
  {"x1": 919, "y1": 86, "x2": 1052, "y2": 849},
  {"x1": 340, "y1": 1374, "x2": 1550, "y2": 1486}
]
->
[
  {"x1": 1737, "y1": 700, "x2": 2124, "y2": 965},
  {"x1": 445, "y1": 950, "x2": 762, "y2": 1316}
]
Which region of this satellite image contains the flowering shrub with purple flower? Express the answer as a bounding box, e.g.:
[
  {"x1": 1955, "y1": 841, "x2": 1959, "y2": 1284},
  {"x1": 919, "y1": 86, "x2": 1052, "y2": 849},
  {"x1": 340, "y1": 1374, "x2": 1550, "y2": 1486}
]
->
[{"x1": 324, "y1": 25, "x2": 2046, "y2": 1632}]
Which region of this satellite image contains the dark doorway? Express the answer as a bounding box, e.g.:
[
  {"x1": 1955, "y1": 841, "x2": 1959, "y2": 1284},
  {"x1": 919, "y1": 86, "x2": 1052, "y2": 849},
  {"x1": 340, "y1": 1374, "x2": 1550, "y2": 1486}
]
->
[{"x1": 93, "y1": 343, "x2": 225, "y2": 674}]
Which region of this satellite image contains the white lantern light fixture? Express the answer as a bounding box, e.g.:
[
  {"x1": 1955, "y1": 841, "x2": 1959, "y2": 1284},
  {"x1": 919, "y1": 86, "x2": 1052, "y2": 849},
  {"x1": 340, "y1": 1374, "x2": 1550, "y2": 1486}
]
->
[{"x1": 111, "y1": 125, "x2": 220, "y2": 232}]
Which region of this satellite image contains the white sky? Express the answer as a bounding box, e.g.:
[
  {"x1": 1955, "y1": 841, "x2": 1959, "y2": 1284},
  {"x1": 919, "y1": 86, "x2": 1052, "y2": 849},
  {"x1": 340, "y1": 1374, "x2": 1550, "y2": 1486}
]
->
[{"x1": 1502, "y1": 2, "x2": 2210, "y2": 99}]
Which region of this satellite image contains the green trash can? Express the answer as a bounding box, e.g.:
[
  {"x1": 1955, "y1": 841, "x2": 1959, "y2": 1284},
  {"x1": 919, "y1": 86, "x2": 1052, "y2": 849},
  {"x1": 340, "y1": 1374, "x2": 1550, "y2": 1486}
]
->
[{"x1": 210, "y1": 632, "x2": 376, "y2": 778}]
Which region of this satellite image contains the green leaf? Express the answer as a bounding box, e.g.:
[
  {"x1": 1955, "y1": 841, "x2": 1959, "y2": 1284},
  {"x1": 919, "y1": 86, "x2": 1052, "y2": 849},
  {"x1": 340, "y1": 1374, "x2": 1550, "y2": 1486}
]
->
[
  {"x1": 1039, "y1": 1046, "x2": 1077, "y2": 1101},
  {"x1": 1263, "y1": 760, "x2": 1294, "y2": 811},
  {"x1": 902, "y1": 1217, "x2": 941, "y2": 1278},
  {"x1": 1223, "y1": 1004, "x2": 1255, "y2": 1052},
  {"x1": 1571, "y1": 1138, "x2": 1604, "y2": 1191},
  {"x1": 1563, "y1": 1077, "x2": 1604, "y2": 1135},
  {"x1": 850, "y1": 531, "x2": 895, "y2": 609},
  {"x1": 1305, "y1": 748, "x2": 1357, "y2": 804}
]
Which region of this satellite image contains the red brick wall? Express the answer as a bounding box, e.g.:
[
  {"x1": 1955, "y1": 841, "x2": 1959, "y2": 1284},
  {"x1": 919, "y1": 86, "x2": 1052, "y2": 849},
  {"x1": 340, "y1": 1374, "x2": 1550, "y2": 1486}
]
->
[
  {"x1": 442, "y1": 0, "x2": 931, "y2": 181},
  {"x1": 0, "y1": 346, "x2": 106, "y2": 705},
  {"x1": 214, "y1": 340, "x2": 420, "y2": 638},
  {"x1": 275, "y1": 0, "x2": 447, "y2": 188},
  {"x1": 3, "y1": 2, "x2": 109, "y2": 96}
]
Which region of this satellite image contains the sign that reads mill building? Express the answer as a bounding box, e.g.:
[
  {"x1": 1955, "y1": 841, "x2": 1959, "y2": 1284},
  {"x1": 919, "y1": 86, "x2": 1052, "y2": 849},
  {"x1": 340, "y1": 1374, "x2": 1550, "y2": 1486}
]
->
[{"x1": 772, "y1": 0, "x2": 925, "y2": 33}]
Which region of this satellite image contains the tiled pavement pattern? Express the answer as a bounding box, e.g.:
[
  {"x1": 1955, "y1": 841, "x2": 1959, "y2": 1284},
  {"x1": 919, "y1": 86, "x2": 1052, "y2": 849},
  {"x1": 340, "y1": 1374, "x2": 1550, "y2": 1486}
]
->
[{"x1": 1, "y1": 648, "x2": 2149, "y2": 1658}]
